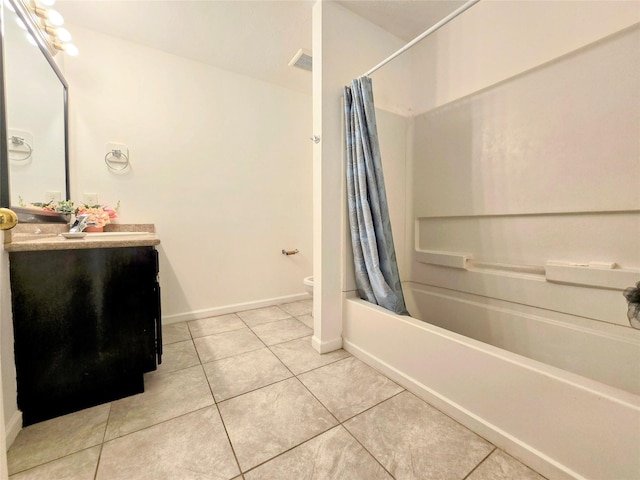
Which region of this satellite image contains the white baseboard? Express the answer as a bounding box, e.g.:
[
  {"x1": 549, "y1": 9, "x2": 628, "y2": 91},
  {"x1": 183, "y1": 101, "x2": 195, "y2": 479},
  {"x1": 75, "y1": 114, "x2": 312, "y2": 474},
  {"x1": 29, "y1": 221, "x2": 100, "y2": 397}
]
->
[
  {"x1": 5, "y1": 409, "x2": 21, "y2": 450},
  {"x1": 162, "y1": 293, "x2": 311, "y2": 325},
  {"x1": 311, "y1": 335, "x2": 343, "y2": 353}
]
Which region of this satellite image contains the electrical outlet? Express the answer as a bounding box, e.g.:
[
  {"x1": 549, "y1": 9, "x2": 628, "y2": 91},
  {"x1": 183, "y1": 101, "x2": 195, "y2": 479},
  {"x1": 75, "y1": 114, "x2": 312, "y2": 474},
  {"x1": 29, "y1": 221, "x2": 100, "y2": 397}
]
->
[
  {"x1": 45, "y1": 191, "x2": 61, "y2": 203},
  {"x1": 83, "y1": 193, "x2": 99, "y2": 205}
]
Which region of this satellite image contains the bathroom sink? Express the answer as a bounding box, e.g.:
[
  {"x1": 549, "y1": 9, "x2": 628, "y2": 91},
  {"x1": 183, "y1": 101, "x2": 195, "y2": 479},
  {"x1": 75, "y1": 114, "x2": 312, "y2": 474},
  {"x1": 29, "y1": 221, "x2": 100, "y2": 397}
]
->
[{"x1": 85, "y1": 231, "x2": 152, "y2": 237}]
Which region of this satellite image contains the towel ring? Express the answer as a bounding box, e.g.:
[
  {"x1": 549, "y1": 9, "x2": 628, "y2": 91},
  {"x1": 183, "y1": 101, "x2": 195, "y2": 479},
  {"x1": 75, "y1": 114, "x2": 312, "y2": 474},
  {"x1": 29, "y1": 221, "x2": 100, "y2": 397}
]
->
[
  {"x1": 105, "y1": 149, "x2": 129, "y2": 171},
  {"x1": 8, "y1": 136, "x2": 33, "y2": 163}
]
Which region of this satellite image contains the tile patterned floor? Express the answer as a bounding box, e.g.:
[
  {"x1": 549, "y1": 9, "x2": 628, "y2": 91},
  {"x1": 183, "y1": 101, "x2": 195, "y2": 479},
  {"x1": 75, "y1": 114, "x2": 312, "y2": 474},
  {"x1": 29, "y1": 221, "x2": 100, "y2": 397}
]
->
[{"x1": 6, "y1": 299, "x2": 547, "y2": 480}]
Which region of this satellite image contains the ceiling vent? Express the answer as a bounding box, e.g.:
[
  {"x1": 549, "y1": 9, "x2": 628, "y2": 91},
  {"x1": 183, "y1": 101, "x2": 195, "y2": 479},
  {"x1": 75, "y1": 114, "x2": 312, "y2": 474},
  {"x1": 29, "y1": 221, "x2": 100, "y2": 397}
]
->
[{"x1": 288, "y1": 48, "x2": 312, "y2": 71}]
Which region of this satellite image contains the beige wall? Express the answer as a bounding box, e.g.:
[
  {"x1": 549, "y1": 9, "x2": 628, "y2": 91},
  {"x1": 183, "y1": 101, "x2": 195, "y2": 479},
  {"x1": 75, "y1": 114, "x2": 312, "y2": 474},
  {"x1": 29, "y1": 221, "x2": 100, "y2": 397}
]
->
[{"x1": 65, "y1": 26, "x2": 314, "y2": 321}]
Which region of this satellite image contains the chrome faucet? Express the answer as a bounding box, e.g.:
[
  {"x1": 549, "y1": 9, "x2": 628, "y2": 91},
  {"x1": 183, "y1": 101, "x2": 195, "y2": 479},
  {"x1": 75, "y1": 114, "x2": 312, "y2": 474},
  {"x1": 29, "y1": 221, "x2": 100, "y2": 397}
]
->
[{"x1": 69, "y1": 214, "x2": 98, "y2": 233}]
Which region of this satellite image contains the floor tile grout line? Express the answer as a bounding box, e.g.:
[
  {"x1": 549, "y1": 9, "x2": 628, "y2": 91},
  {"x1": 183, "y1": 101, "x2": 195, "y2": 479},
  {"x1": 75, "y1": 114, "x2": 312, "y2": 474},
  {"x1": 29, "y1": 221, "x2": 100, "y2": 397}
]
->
[
  {"x1": 207, "y1": 340, "x2": 353, "y2": 405},
  {"x1": 187, "y1": 325, "x2": 247, "y2": 341},
  {"x1": 205, "y1": 332, "x2": 406, "y2": 475},
  {"x1": 244, "y1": 319, "x2": 312, "y2": 347},
  {"x1": 93, "y1": 443, "x2": 105, "y2": 480},
  {"x1": 461, "y1": 446, "x2": 497, "y2": 480},
  {"x1": 338, "y1": 389, "x2": 407, "y2": 425},
  {"x1": 205, "y1": 333, "x2": 321, "y2": 476},
  {"x1": 341, "y1": 424, "x2": 398, "y2": 480},
  {"x1": 202, "y1": 354, "x2": 220, "y2": 405},
  {"x1": 394, "y1": 387, "x2": 500, "y2": 453},
  {"x1": 241, "y1": 315, "x2": 295, "y2": 328},
  {"x1": 266, "y1": 341, "x2": 350, "y2": 377},
  {"x1": 162, "y1": 303, "x2": 312, "y2": 344},
  {"x1": 204, "y1": 336, "x2": 342, "y2": 403},
  {"x1": 100, "y1": 403, "x2": 113, "y2": 445},
  {"x1": 286, "y1": 358, "x2": 405, "y2": 473},
  {"x1": 239, "y1": 423, "x2": 339, "y2": 476},
  {"x1": 234, "y1": 375, "x2": 404, "y2": 477},
  {"x1": 99, "y1": 403, "x2": 218, "y2": 449},
  {"x1": 8, "y1": 404, "x2": 114, "y2": 477},
  {"x1": 92, "y1": 401, "x2": 114, "y2": 479},
  {"x1": 205, "y1": 330, "x2": 341, "y2": 476},
  {"x1": 195, "y1": 323, "x2": 315, "y2": 476},
  {"x1": 237, "y1": 308, "x2": 296, "y2": 328},
  {"x1": 212, "y1": 402, "x2": 245, "y2": 479},
  {"x1": 7, "y1": 443, "x2": 103, "y2": 478},
  {"x1": 293, "y1": 355, "x2": 407, "y2": 425},
  {"x1": 102, "y1": 365, "x2": 215, "y2": 444},
  {"x1": 198, "y1": 344, "x2": 267, "y2": 365},
  {"x1": 212, "y1": 373, "x2": 295, "y2": 404},
  {"x1": 166, "y1": 313, "x2": 312, "y2": 350}
]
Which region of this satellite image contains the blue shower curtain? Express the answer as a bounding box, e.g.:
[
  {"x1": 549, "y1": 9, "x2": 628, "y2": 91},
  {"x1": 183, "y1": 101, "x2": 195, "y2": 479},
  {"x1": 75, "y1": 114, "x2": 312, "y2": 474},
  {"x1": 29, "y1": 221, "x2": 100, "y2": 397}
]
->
[{"x1": 344, "y1": 76, "x2": 408, "y2": 315}]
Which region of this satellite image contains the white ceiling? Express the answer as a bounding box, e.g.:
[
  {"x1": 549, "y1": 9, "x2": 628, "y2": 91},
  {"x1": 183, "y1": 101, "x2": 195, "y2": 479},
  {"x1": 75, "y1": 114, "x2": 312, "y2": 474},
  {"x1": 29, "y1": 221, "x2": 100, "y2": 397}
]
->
[
  {"x1": 55, "y1": 0, "x2": 466, "y2": 94},
  {"x1": 339, "y1": 0, "x2": 465, "y2": 41}
]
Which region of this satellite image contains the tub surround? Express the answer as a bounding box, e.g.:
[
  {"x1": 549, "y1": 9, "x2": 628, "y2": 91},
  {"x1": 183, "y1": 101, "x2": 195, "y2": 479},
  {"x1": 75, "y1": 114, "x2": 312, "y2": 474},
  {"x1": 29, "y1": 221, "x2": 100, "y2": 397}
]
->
[
  {"x1": 4, "y1": 223, "x2": 159, "y2": 252},
  {"x1": 343, "y1": 296, "x2": 640, "y2": 480}
]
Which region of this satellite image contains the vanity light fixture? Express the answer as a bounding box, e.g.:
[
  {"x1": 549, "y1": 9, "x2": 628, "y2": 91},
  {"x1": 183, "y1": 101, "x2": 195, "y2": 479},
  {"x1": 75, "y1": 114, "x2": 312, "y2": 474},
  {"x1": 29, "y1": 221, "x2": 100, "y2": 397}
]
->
[{"x1": 17, "y1": 0, "x2": 79, "y2": 56}]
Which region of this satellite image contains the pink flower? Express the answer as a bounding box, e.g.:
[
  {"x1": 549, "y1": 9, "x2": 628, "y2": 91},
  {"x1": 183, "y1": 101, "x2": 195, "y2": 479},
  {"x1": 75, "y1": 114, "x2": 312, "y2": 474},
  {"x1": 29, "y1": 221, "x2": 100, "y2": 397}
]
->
[
  {"x1": 102, "y1": 206, "x2": 118, "y2": 220},
  {"x1": 77, "y1": 206, "x2": 112, "y2": 228}
]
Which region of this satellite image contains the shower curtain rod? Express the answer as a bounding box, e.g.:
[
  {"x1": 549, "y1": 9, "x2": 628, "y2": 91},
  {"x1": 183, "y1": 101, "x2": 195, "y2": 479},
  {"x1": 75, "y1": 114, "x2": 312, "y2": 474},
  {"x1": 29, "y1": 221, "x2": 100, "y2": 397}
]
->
[{"x1": 362, "y1": 0, "x2": 481, "y2": 77}]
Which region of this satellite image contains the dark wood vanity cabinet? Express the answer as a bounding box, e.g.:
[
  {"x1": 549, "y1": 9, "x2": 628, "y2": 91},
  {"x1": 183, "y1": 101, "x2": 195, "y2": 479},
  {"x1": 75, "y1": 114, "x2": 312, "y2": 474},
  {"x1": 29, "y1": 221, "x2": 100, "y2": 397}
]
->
[{"x1": 9, "y1": 246, "x2": 162, "y2": 426}]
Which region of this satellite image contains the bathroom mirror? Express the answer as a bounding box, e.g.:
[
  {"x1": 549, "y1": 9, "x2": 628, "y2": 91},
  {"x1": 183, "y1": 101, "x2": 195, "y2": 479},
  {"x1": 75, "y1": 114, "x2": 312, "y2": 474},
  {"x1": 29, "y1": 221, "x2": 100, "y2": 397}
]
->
[{"x1": 0, "y1": 0, "x2": 70, "y2": 217}]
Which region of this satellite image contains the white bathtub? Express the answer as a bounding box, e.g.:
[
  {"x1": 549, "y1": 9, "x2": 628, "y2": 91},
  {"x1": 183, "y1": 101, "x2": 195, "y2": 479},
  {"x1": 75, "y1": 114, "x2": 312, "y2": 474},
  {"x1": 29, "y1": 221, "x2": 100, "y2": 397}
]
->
[{"x1": 343, "y1": 284, "x2": 640, "y2": 480}]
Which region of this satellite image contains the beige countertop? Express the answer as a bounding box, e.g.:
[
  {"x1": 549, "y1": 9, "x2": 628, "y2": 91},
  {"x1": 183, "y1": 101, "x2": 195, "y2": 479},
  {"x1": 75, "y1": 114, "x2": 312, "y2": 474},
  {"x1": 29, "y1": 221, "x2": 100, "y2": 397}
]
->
[{"x1": 4, "y1": 224, "x2": 160, "y2": 252}]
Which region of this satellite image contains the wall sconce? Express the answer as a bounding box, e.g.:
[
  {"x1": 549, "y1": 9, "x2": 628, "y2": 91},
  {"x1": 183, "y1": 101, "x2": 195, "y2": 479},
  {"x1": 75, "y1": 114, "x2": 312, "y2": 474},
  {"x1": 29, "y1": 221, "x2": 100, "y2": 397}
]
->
[{"x1": 15, "y1": 0, "x2": 79, "y2": 56}]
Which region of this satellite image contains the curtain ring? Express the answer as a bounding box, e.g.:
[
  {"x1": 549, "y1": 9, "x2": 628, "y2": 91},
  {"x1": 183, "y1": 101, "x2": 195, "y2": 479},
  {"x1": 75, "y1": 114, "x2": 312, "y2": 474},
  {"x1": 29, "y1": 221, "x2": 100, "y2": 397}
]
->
[{"x1": 105, "y1": 149, "x2": 129, "y2": 171}]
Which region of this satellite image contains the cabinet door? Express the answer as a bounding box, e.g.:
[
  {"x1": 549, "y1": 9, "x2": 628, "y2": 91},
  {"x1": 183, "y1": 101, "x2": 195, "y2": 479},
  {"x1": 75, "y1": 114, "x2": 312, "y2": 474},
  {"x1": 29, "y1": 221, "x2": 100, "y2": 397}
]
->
[{"x1": 9, "y1": 246, "x2": 161, "y2": 425}]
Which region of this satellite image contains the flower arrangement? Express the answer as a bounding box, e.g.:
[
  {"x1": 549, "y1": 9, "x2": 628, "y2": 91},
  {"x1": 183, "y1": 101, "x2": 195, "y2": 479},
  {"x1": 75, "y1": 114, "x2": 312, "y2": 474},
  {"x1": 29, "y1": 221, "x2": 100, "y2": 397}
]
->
[
  {"x1": 19, "y1": 198, "x2": 120, "y2": 228},
  {"x1": 76, "y1": 203, "x2": 118, "y2": 228}
]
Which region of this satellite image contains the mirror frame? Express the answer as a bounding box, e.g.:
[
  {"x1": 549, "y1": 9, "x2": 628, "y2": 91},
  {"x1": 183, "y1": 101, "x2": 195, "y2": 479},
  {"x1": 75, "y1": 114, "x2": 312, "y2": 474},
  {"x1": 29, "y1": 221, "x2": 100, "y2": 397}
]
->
[
  {"x1": 0, "y1": 0, "x2": 70, "y2": 214},
  {"x1": 0, "y1": 21, "x2": 9, "y2": 208}
]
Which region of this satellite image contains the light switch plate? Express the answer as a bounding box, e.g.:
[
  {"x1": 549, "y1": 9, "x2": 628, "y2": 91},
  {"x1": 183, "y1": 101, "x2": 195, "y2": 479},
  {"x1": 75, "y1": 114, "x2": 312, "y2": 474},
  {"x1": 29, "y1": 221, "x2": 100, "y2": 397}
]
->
[
  {"x1": 45, "y1": 191, "x2": 61, "y2": 203},
  {"x1": 83, "y1": 193, "x2": 99, "y2": 205}
]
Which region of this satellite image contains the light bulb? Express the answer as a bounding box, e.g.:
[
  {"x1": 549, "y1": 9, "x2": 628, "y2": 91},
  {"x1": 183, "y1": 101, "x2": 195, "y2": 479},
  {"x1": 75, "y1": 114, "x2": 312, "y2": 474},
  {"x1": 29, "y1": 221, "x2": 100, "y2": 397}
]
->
[
  {"x1": 45, "y1": 25, "x2": 72, "y2": 43},
  {"x1": 63, "y1": 43, "x2": 79, "y2": 56},
  {"x1": 39, "y1": 0, "x2": 56, "y2": 6},
  {"x1": 33, "y1": 7, "x2": 65, "y2": 26},
  {"x1": 54, "y1": 26, "x2": 71, "y2": 42},
  {"x1": 46, "y1": 9, "x2": 64, "y2": 26}
]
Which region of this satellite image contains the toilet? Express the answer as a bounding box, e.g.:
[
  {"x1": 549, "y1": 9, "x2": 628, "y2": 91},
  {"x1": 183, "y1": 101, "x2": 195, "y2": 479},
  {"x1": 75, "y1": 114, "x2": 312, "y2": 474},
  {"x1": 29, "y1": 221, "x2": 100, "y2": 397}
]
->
[{"x1": 303, "y1": 276, "x2": 314, "y2": 296}]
